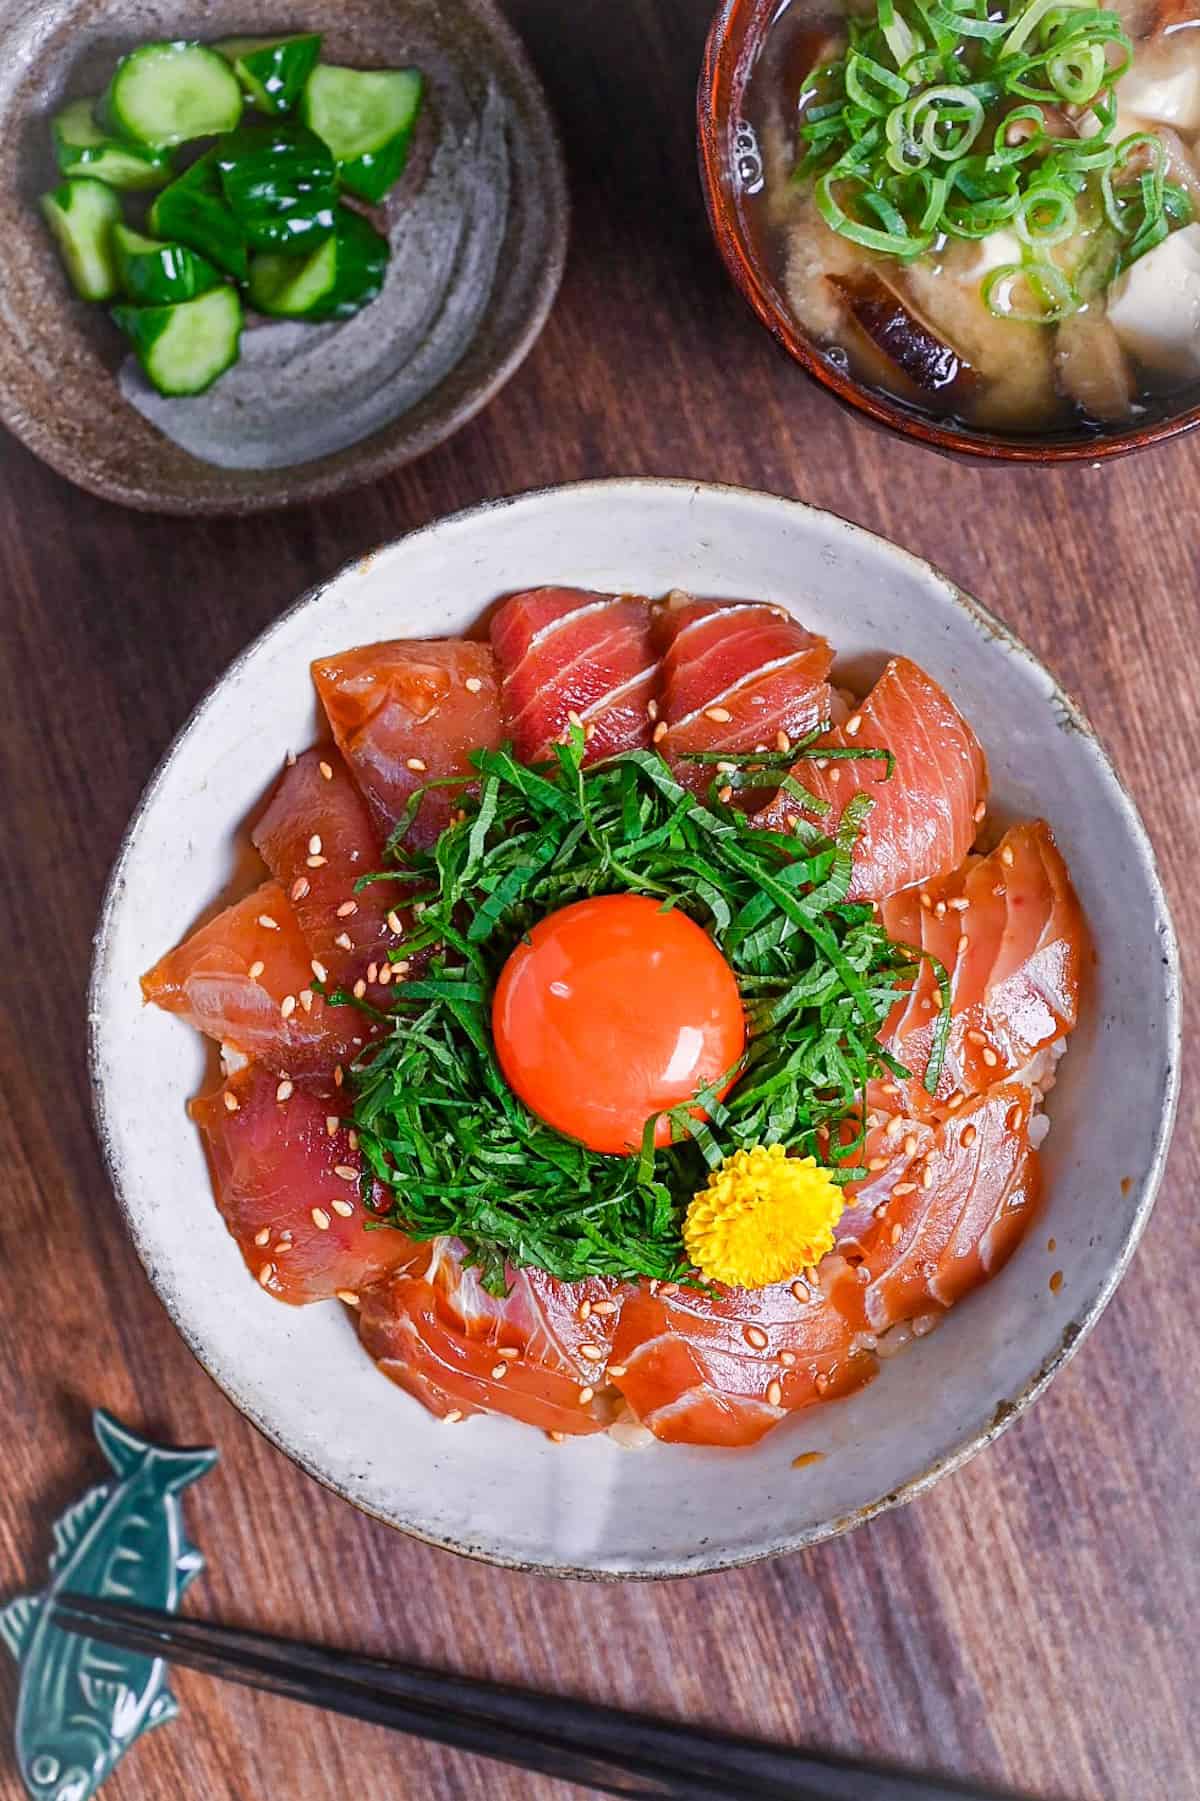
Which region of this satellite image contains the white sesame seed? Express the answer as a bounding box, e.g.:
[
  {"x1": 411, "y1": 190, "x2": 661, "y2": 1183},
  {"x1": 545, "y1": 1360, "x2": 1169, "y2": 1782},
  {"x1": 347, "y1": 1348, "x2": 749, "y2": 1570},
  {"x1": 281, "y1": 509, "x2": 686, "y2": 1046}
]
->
[
  {"x1": 893, "y1": 1181, "x2": 917, "y2": 1196},
  {"x1": 280, "y1": 994, "x2": 297, "y2": 1019},
  {"x1": 948, "y1": 896, "x2": 970, "y2": 912},
  {"x1": 715, "y1": 760, "x2": 737, "y2": 774},
  {"x1": 367, "y1": 962, "x2": 379, "y2": 985},
  {"x1": 646, "y1": 698, "x2": 658, "y2": 720},
  {"x1": 311, "y1": 1207, "x2": 331, "y2": 1231},
  {"x1": 247, "y1": 959, "x2": 265, "y2": 980},
  {"x1": 387, "y1": 910, "x2": 404, "y2": 935},
  {"x1": 306, "y1": 855, "x2": 327, "y2": 868},
  {"x1": 310, "y1": 959, "x2": 328, "y2": 984},
  {"x1": 590, "y1": 1299, "x2": 618, "y2": 1316},
  {"x1": 578, "y1": 1343, "x2": 604, "y2": 1362},
  {"x1": 961, "y1": 1124, "x2": 978, "y2": 1149},
  {"x1": 326, "y1": 1115, "x2": 339, "y2": 1136},
  {"x1": 490, "y1": 1362, "x2": 509, "y2": 1381},
  {"x1": 767, "y1": 1380, "x2": 783, "y2": 1407},
  {"x1": 704, "y1": 706, "x2": 732, "y2": 723},
  {"x1": 290, "y1": 877, "x2": 310, "y2": 903},
  {"x1": 566, "y1": 710, "x2": 583, "y2": 731},
  {"x1": 444, "y1": 1409, "x2": 464, "y2": 1423},
  {"x1": 496, "y1": 1346, "x2": 520, "y2": 1362},
  {"x1": 548, "y1": 1430, "x2": 567, "y2": 1444},
  {"x1": 336, "y1": 1289, "x2": 360, "y2": 1306},
  {"x1": 465, "y1": 675, "x2": 483, "y2": 693},
  {"x1": 223, "y1": 1091, "x2": 240, "y2": 1113},
  {"x1": 744, "y1": 1324, "x2": 769, "y2": 1350},
  {"x1": 254, "y1": 1226, "x2": 271, "y2": 1247},
  {"x1": 956, "y1": 935, "x2": 969, "y2": 956},
  {"x1": 653, "y1": 721, "x2": 668, "y2": 743},
  {"x1": 974, "y1": 801, "x2": 987, "y2": 822},
  {"x1": 333, "y1": 1164, "x2": 357, "y2": 1182},
  {"x1": 791, "y1": 1280, "x2": 808, "y2": 1303},
  {"x1": 275, "y1": 1079, "x2": 294, "y2": 1102},
  {"x1": 780, "y1": 1350, "x2": 798, "y2": 1367},
  {"x1": 406, "y1": 757, "x2": 427, "y2": 773},
  {"x1": 775, "y1": 730, "x2": 791, "y2": 753},
  {"x1": 393, "y1": 960, "x2": 410, "y2": 977},
  {"x1": 334, "y1": 932, "x2": 354, "y2": 952},
  {"x1": 845, "y1": 713, "x2": 863, "y2": 737},
  {"x1": 336, "y1": 900, "x2": 358, "y2": 918},
  {"x1": 296, "y1": 989, "x2": 312, "y2": 1014},
  {"x1": 258, "y1": 1262, "x2": 275, "y2": 1287},
  {"x1": 578, "y1": 1386, "x2": 595, "y2": 1405},
  {"x1": 1000, "y1": 844, "x2": 1015, "y2": 867},
  {"x1": 307, "y1": 834, "x2": 322, "y2": 856},
  {"x1": 982, "y1": 1047, "x2": 999, "y2": 1067},
  {"x1": 352, "y1": 979, "x2": 366, "y2": 999},
  {"x1": 257, "y1": 914, "x2": 279, "y2": 932},
  {"x1": 334, "y1": 1065, "x2": 344, "y2": 1088},
  {"x1": 577, "y1": 1300, "x2": 592, "y2": 1322},
  {"x1": 607, "y1": 1363, "x2": 627, "y2": 1379},
  {"x1": 285, "y1": 750, "x2": 296, "y2": 767},
  {"x1": 377, "y1": 963, "x2": 393, "y2": 987},
  {"x1": 319, "y1": 761, "x2": 334, "y2": 781},
  {"x1": 718, "y1": 784, "x2": 733, "y2": 805}
]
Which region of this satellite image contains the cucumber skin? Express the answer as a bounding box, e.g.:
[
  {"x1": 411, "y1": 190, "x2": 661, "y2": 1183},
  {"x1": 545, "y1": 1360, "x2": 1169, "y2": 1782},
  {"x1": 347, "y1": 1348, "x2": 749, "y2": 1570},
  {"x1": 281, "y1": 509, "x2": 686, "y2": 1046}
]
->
[
  {"x1": 220, "y1": 35, "x2": 323, "y2": 115},
  {"x1": 99, "y1": 42, "x2": 244, "y2": 148},
  {"x1": 40, "y1": 178, "x2": 121, "y2": 302},
  {"x1": 309, "y1": 207, "x2": 389, "y2": 319},
  {"x1": 338, "y1": 129, "x2": 417, "y2": 205},
  {"x1": 113, "y1": 225, "x2": 223, "y2": 304},
  {"x1": 52, "y1": 98, "x2": 173, "y2": 190},
  {"x1": 150, "y1": 154, "x2": 249, "y2": 280},
  {"x1": 215, "y1": 123, "x2": 337, "y2": 252},
  {"x1": 112, "y1": 287, "x2": 243, "y2": 396}
]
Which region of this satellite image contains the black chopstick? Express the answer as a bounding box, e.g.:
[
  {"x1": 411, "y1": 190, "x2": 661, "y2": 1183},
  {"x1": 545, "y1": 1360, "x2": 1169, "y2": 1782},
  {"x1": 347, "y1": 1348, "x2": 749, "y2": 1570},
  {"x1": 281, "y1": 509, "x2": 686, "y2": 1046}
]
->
[{"x1": 51, "y1": 1593, "x2": 1038, "y2": 1801}]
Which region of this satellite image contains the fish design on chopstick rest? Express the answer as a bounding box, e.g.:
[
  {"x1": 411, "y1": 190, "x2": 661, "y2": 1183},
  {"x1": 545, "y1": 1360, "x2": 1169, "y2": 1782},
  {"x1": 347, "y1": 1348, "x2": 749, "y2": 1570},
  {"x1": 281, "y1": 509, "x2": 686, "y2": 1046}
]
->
[{"x1": 0, "y1": 1409, "x2": 216, "y2": 1801}]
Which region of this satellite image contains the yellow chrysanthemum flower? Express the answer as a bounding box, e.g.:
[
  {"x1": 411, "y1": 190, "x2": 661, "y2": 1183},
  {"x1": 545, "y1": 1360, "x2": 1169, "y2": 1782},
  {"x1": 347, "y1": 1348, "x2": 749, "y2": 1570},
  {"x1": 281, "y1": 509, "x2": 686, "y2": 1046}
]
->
[{"x1": 683, "y1": 1144, "x2": 846, "y2": 1289}]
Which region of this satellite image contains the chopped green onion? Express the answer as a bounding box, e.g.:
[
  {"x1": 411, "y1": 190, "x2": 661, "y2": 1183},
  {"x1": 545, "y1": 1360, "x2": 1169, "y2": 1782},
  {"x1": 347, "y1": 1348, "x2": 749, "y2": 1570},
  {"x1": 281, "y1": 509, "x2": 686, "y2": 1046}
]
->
[{"x1": 794, "y1": 0, "x2": 1159, "y2": 314}]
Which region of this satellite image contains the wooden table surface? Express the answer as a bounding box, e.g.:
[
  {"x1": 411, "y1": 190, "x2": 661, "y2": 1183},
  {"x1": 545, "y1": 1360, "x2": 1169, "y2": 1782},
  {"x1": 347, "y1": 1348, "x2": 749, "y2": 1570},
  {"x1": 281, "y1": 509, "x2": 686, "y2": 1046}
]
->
[{"x1": 2, "y1": 2, "x2": 1196, "y2": 1797}]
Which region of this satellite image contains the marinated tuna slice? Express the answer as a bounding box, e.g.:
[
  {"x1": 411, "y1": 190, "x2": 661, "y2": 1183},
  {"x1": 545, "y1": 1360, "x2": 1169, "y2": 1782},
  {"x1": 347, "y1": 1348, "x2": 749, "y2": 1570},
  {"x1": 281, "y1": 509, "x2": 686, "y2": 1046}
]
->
[
  {"x1": 655, "y1": 594, "x2": 835, "y2": 795},
  {"x1": 490, "y1": 586, "x2": 658, "y2": 762},
  {"x1": 878, "y1": 820, "x2": 1086, "y2": 1108},
  {"x1": 839, "y1": 1085, "x2": 1040, "y2": 1333},
  {"x1": 359, "y1": 1242, "x2": 626, "y2": 1436},
  {"x1": 758, "y1": 656, "x2": 987, "y2": 900},
  {"x1": 142, "y1": 878, "x2": 368, "y2": 1072},
  {"x1": 252, "y1": 747, "x2": 405, "y2": 995},
  {"x1": 191, "y1": 1065, "x2": 418, "y2": 1305},
  {"x1": 608, "y1": 1269, "x2": 875, "y2": 1447},
  {"x1": 312, "y1": 639, "x2": 502, "y2": 849}
]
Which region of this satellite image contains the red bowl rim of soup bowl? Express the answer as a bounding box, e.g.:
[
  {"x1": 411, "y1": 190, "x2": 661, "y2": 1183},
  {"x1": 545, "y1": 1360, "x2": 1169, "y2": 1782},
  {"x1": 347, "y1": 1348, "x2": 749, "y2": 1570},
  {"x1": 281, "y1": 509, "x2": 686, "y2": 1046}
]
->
[{"x1": 696, "y1": 0, "x2": 1200, "y2": 465}]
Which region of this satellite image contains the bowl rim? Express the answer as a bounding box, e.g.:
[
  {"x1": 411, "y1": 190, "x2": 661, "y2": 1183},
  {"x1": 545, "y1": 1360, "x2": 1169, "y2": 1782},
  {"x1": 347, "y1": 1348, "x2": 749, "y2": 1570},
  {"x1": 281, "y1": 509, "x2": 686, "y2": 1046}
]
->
[
  {"x1": 0, "y1": 0, "x2": 569, "y2": 516},
  {"x1": 89, "y1": 477, "x2": 1182, "y2": 1578},
  {"x1": 696, "y1": 0, "x2": 1200, "y2": 465}
]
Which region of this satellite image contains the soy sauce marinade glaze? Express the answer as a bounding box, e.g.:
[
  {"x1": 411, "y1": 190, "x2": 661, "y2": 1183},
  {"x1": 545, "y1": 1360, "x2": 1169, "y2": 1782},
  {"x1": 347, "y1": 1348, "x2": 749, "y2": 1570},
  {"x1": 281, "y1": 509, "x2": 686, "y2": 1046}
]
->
[{"x1": 741, "y1": 0, "x2": 1200, "y2": 434}]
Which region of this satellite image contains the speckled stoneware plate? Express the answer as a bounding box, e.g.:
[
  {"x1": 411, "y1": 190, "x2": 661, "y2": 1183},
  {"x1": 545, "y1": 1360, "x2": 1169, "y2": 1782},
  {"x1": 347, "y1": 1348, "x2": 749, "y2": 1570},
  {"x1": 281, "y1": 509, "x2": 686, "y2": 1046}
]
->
[
  {"x1": 90, "y1": 481, "x2": 1181, "y2": 1578},
  {"x1": 0, "y1": 0, "x2": 566, "y2": 513}
]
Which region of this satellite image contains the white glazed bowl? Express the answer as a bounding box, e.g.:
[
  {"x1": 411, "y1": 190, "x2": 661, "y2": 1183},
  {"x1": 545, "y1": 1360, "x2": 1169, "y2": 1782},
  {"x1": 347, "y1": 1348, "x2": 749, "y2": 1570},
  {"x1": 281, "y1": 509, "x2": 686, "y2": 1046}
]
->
[{"x1": 90, "y1": 481, "x2": 1181, "y2": 1578}]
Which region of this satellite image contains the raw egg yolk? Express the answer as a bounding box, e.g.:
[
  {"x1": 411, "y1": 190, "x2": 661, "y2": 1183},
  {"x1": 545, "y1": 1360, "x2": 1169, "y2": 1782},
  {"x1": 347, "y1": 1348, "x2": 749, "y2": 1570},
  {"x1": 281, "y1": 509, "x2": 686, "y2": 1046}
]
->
[{"x1": 492, "y1": 893, "x2": 745, "y2": 1156}]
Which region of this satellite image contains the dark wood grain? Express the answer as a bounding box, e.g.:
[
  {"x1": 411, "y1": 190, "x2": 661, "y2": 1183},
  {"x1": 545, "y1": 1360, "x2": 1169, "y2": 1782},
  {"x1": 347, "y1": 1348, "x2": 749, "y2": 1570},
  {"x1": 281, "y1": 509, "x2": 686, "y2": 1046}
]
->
[{"x1": 1, "y1": 3, "x2": 1197, "y2": 1799}]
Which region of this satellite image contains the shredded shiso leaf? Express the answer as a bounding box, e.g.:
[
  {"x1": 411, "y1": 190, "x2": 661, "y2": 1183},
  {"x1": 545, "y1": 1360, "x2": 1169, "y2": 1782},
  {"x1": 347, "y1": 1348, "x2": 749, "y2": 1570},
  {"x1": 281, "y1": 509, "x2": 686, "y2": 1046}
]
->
[{"x1": 334, "y1": 730, "x2": 947, "y2": 1294}]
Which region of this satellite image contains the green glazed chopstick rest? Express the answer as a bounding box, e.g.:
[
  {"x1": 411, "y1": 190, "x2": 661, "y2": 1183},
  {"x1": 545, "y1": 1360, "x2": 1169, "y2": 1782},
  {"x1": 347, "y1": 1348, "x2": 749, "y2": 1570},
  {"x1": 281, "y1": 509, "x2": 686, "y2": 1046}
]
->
[{"x1": 0, "y1": 1409, "x2": 216, "y2": 1801}]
